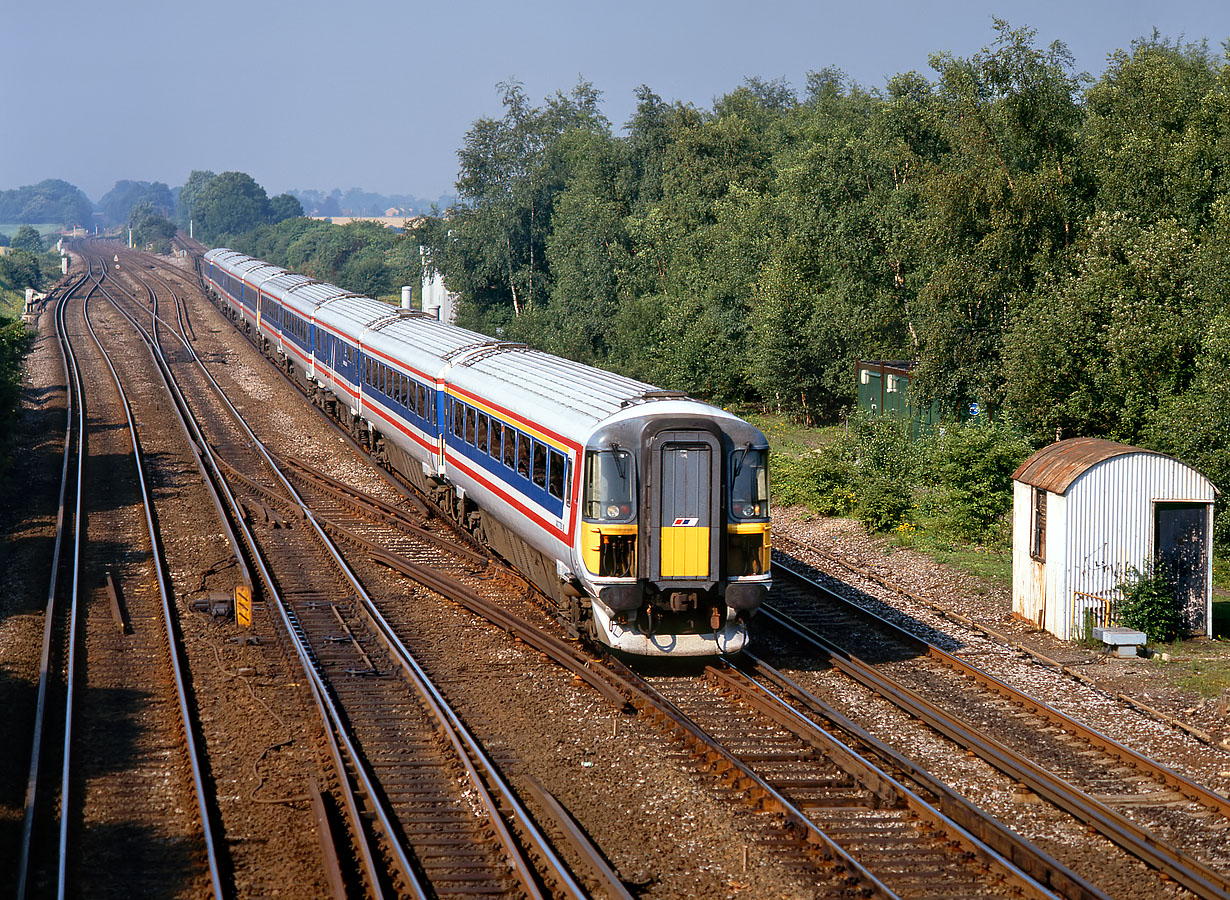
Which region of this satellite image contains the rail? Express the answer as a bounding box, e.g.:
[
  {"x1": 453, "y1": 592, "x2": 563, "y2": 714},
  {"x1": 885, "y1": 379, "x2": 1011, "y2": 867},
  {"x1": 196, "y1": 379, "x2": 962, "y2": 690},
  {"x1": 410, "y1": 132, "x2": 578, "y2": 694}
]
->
[{"x1": 769, "y1": 559, "x2": 1230, "y2": 900}]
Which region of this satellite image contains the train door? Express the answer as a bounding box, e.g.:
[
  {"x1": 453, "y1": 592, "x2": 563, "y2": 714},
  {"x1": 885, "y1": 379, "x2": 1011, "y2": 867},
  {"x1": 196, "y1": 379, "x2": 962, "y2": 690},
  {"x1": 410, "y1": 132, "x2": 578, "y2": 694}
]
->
[{"x1": 649, "y1": 432, "x2": 720, "y2": 587}]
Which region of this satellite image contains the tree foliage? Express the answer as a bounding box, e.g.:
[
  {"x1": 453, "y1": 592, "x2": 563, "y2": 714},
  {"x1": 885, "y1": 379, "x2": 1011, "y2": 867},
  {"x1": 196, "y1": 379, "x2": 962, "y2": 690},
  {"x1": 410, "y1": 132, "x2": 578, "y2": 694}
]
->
[
  {"x1": 196, "y1": 23, "x2": 1230, "y2": 546},
  {"x1": 192, "y1": 172, "x2": 273, "y2": 242},
  {"x1": 99, "y1": 180, "x2": 173, "y2": 227},
  {"x1": 0, "y1": 179, "x2": 93, "y2": 226},
  {"x1": 9, "y1": 225, "x2": 44, "y2": 254},
  {"x1": 0, "y1": 316, "x2": 33, "y2": 459},
  {"x1": 129, "y1": 203, "x2": 178, "y2": 254}
]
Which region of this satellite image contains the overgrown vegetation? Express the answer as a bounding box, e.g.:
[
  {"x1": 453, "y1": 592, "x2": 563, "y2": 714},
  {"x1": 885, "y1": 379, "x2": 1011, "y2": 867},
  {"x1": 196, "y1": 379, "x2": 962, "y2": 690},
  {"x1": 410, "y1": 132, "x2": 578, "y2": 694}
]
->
[
  {"x1": 766, "y1": 415, "x2": 1033, "y2": 554},
  {"x1": 0, "y1": 238, "x2": 41, "y2": 459},
  {"x1": 1116, "y1": 566, "x2": 1183, "y2": 643}
]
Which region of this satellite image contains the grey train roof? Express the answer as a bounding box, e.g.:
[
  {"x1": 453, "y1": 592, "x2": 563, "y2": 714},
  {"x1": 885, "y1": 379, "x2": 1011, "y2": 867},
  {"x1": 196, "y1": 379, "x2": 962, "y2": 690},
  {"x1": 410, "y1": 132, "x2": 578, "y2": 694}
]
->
[{"x1": 206, "y1": 248, "x2": 720, "y2": 435}]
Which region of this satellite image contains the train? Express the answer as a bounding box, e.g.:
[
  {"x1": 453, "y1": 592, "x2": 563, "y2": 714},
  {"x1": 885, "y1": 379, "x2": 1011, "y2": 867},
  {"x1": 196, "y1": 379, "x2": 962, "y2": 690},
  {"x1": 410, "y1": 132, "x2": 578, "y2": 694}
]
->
[{"x1": 200, "y1": 248, "x2": 771, "y2": 656}]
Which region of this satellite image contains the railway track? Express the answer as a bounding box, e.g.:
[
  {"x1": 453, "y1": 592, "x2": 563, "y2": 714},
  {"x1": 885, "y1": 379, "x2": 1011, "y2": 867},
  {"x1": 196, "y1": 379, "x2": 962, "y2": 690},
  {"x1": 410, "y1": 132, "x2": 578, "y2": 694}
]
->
[
  {"x1": 67, "y1": 240, "x2": 1230, "y2": 899},
  {"x1": 93, "y1": 242, "x2": 605, "y2": 899},
  {"x1": 17, "y1": 262, "x2": 223, "y2": 899},
  {"x1": 227, "y1": 435, "x2": 1109, "y2": 898},
  {"x1": 763, "y1": 548, "x2": 1230, "y2": 899}
]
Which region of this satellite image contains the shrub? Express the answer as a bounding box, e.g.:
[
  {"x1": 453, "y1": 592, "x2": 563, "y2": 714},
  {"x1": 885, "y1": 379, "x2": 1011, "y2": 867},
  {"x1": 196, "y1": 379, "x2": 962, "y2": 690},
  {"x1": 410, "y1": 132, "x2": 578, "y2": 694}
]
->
[
  {"x1": 769, "y1": 439, "x2": 856, "y2": 515},
  {"x1": 855, "y1": 473, "x2": 914, "y2": 532},
  {"x1": 1116, "y1": 566, "x2": 1182, "y2": 643},
  {"x1": 926, "y1": 419, "x2": 1033, "y2": 543},
  {"x1": 848, "y1": 415, "x2": 919, "y2": 533}
]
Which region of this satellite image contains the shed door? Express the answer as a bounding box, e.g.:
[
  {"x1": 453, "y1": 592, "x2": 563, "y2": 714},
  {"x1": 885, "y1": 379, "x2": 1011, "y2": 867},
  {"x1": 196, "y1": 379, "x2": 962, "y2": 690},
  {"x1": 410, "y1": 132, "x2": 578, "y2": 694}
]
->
[{"x1": 1154, "y1": 502, "x2": 1209, "y2": 635}]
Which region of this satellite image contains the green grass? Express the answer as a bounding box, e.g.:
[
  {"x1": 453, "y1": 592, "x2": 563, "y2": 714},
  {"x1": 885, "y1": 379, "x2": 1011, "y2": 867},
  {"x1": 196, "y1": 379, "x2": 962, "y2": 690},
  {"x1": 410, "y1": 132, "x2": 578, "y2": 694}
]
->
[
  {"x1": 900, "y1": 530, "x2": 1013, "y2": 588},
  {"x1": 744, "y1": 412, "x2": 841, "y2": 452},
  {"x1": 1151, "y1": 638, "x2": 1230, "y2": 699},
  {"x1": 0, "y1": 223, "x2": 64, "y2": 239}
]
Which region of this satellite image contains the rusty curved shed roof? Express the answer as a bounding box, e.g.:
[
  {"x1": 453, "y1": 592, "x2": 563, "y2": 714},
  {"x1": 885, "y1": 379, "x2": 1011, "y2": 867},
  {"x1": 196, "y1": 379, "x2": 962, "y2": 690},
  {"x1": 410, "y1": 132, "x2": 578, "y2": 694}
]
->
[{"x1": 1011, "y1": 438, "x2": 1172, "y2": 495}]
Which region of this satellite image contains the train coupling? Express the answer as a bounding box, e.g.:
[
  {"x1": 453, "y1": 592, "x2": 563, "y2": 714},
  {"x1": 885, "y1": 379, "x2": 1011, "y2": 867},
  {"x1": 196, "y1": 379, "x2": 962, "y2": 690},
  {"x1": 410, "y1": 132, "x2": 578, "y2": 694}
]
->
[{"x1": 668, "y1": 591, "x2": 697, "y2": 612}]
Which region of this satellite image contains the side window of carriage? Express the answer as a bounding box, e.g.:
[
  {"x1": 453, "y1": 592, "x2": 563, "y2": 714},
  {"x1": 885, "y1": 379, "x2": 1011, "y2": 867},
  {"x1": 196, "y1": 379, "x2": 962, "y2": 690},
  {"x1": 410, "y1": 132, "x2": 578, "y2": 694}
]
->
[{"x1": 548, "y1": 449, "x2": 566, "y2": 500}]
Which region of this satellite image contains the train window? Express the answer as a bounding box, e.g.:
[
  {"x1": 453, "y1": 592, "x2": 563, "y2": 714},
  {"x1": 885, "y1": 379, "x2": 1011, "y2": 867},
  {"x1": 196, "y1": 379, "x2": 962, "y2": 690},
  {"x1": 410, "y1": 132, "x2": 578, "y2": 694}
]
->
[
  {"x1": 532, "y1": 441, "x2": 547, "y2": 489},
  {"x1": 476, "y1": 413, "x2": 489, "y2": 454},
  {"x1": 582, "y1": 449, "x2": 635, "y2": 522},
  {"x1": 452, "y1": 400, "x2": 464, "y2": 439},
  {"x1": 548, "y1": 449, "x2": 565, "y2": 499},
  {"x1": 503, "y1": 425, "x2": 517, "y2": 469},
  {"x1": 730, "y1": 448, "x2": 769, "y2": 519},
  {"x1": 517, "y1": 432, "x2": 530, "y2": 479},
  {"x1": 465, "y1": 406, "x2": 476, "y2": 445},
  {"x1": 490, "y1": 423, "x2": 502, "y2": 460},
  {"x1": 416, "y1": 384, "x2": 425, "y2": 417}
]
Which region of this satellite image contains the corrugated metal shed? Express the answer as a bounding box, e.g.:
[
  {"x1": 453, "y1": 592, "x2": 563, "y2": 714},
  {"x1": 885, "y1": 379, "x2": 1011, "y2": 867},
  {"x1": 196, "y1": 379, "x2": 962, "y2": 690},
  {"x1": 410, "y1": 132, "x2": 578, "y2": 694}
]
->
[{"x1": 1012, "y1": 439, "x2": 1215, "y2": 641}]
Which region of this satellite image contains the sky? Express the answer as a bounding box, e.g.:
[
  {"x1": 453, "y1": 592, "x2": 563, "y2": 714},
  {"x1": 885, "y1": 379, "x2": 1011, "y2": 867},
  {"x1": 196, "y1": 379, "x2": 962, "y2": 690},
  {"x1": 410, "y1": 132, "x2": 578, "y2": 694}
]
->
[{"x1": 3, "y1": 0, "x2": 1228, "y2": 206}]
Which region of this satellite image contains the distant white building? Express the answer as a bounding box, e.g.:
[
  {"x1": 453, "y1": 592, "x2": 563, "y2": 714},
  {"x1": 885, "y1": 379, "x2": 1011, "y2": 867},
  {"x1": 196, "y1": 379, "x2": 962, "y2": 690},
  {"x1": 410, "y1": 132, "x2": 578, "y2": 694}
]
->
[
  {"x1": 1011, "y1": 438, "x2": 1216, "y2": 641},
  {"x1": 421, "y1": 269, "x2": 458, "y2": 324}
]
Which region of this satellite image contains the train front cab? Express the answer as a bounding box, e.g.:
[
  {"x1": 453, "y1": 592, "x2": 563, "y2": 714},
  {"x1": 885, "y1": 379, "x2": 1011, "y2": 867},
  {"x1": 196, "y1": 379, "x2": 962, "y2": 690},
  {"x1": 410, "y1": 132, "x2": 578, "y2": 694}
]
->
[{"x1": 580, "y1": 413, "x2": 771, "y2": 656}]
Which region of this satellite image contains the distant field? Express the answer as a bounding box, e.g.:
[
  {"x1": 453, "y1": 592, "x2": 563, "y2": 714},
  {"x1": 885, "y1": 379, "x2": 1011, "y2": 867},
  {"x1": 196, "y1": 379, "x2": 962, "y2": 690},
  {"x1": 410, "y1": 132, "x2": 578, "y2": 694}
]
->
[{"x1": 0, "y1": 223, "x2": 65, "y2": 239}]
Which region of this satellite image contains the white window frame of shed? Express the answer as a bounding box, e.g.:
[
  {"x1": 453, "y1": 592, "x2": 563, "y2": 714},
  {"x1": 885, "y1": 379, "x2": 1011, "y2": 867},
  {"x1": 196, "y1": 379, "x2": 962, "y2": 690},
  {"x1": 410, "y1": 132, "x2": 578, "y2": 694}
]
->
[{"x1": 1011, "y1": 438, "x2": 1217, "y2": 642}]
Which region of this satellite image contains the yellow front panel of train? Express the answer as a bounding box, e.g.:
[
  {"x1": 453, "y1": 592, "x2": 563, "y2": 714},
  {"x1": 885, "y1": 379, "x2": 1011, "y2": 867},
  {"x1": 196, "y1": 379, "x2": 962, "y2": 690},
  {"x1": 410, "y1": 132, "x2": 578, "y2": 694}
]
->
[{"x1": 659, "y1": 526, "x2": 710, "y2": 577}]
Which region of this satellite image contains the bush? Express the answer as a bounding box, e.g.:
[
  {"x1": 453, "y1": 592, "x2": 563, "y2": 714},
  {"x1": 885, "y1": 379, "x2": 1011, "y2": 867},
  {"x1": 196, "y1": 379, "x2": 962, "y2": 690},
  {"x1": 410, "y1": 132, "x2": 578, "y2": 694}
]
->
[
  {"x1": 769, "y1": 439, "x2": 856, "y2": 515},
  {"x1": 848, "y1": 415, "x2": 920, "y2": 533},
  {"x1": 1116, "y1": 566, "x2": 1182, "y2": 643},
  {"x1": 0, "y1": 316, "x2": 33, "y2": 459},
  {"x1": 926, "y1": 419, "x2": 1033, "y2": 543}
]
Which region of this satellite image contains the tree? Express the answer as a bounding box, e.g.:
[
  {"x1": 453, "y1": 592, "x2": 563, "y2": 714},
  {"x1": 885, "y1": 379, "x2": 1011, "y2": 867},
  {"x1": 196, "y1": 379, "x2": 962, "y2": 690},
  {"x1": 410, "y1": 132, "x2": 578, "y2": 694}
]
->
[
  {"x1": 98, "y1": 180, "x2": 173, "y2": 226},
  {"x1": 1003, "y1": 212, "x2": 1204, "y2": 441},
  {"x1": 269, "y1": 193, "x2": 304, "y2": 223},
  {"x1": 1084, "y1": 35, "x2": 1222, "y2": 229},
  {"x1": 0, "y1": 250, "x2": 42, "y2": 291},
  {"x1": 0, "y1": 317, "x2": 34, "y2": 458},
  {"x1": 910, "y1": 21, "x2": 1088, "y2": 413},
  {"x1": 176, "y1": 169, "x2": 216, "y2": 231},
  {"x1": 128, "y1": 203, "x2": 178, "y2": 254},
  {"x1": 9, "y1": 225, "x2": 43, "y2": 254},
  {"x1": 448, "y1": 79, "x2": 610, "y2": 321},
  {"x1": 0, "y1": 179, "x2": 93, "y2": 226},
  {"x1": 193, "y1": 172, "x2": 272, "y2": 241}
]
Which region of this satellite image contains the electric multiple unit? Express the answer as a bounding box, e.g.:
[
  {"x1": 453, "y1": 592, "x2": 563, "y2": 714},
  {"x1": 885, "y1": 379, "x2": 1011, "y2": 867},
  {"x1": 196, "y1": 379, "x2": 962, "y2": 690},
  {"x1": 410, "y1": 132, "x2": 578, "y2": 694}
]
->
[{"x1": 202, "y1": 248, "x2": 771, "y2": 656}]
